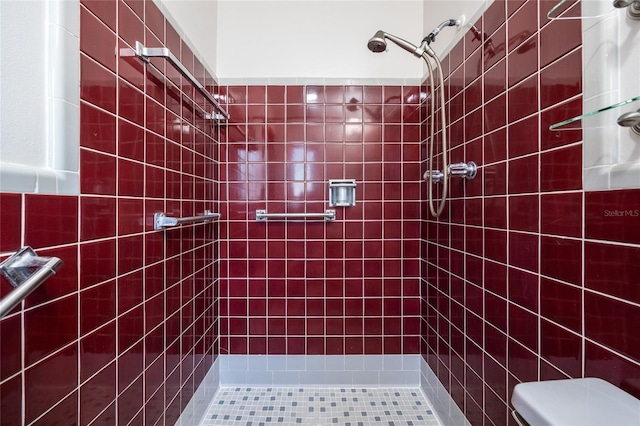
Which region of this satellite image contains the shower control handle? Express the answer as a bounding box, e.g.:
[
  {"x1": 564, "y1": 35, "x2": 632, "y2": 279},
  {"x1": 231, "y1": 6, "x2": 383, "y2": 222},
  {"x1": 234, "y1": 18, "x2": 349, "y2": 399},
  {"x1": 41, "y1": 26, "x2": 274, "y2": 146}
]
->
[
  {"x1": 424, "y1": 169, "x2": 445, "y2": 183},
  {"x1": 449, "y1": 161, "x2": 478, "y2": 180}
]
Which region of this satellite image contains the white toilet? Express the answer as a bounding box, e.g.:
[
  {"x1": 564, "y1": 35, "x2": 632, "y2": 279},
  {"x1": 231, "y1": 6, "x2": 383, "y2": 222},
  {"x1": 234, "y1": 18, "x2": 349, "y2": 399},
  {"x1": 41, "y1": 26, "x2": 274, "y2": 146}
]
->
[{"x1": 511, "y1": 378, "x2": 640, "y2": 425}]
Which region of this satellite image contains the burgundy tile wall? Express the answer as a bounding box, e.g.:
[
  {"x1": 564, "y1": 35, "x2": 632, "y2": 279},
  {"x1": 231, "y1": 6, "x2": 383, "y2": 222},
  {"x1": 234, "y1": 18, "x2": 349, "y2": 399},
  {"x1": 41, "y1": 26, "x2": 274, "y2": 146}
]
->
[
  {"x1": 0, "y1": 1, "x2": 220, "y2": 425},
  {"x1": 219, "y1": 85, "x2": 422, "y2": 355},
  {"x1": 421, "y1": 1, "x2": 640, "y2": 425}
]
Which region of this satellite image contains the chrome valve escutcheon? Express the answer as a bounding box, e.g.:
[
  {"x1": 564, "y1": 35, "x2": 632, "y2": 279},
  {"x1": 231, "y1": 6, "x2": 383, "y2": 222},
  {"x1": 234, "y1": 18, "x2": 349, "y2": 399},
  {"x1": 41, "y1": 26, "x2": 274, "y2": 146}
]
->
[{"x1": 448, "y1": 161, "x2": 477, "y2": 180}]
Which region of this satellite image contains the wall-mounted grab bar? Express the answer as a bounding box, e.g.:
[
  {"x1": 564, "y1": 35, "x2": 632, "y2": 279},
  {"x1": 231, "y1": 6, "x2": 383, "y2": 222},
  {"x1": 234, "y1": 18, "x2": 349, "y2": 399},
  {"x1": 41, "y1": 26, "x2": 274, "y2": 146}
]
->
[
  {"x1": 255, "y1": 209, "x2": 336, "y2": 222},
  {"x1": 154, "y1": 210, "x2": 221, "y2": 230},
  {"x1": 135, "y1": 41, "x2": 230, "y2": 121},
  {"x1": 0, "y1": 247, "x2": 64, "y2": 319}
]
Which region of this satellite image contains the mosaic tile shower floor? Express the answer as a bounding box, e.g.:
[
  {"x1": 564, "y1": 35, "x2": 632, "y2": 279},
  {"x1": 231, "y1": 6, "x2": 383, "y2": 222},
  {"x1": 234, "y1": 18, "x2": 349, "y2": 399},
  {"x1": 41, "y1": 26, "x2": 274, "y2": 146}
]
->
[{"x1": 199, "y1": 387, "x2": 442, "y2": 426}]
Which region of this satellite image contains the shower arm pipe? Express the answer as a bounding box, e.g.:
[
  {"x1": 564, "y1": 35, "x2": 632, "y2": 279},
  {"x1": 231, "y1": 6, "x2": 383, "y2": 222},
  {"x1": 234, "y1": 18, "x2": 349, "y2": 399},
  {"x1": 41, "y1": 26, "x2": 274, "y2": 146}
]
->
[{"x1": 423, "y1": 52, "x2": 448, "y2": 218}]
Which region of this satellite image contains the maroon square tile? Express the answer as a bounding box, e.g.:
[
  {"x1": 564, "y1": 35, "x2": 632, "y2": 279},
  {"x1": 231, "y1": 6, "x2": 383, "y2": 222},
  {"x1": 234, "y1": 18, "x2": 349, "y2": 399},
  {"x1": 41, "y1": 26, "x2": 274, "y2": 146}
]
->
[
  {"x1": 119, "y1": 375, "x2": 143, "y2": 425},
  {"x1": 466, "y1": 107, "x2": 484, "y2": 141},
  {"x1": 0, "y1": 193, "x2": 22, "y2": 252},
  {"x1": 80, "y1": 323, "x2": 116, "y2": 382},
  {"x1": 507, "y1": 36, "x2": 538, "y2": 87},
  {"x1": 586, "y1": 189, "x2": 640, "y2": 244},
  {"x1": 484, "y1": 162, "x2": 507, "y2": 195},
  {"x1": 507, "y1": 74, "x2": 537, "y2": 123},
  {"x1": 118, "y1": 119, "x2": 144, "y2": 162},
  {"x1": 465, "y1": 17, "x2": 484, "y2": 55},
  {"x1": 80, "y1": 362, "x2": 115, "y2": 425},
  {"x1": 483, "y1": 60, "x2": 507, "y2": 100},
  {"x1": 24, "y1": 344, "x2": 78, "y2": 423},
  {"x1": 267, "y1": 337, "x2": 286, "y2": 354},
  {"x1": 586, "y1": 291, "x2": 640, "y2": 362},
  {"x1": 508, "y1": 153, "x2": 538, "y2": 194},
  {"x1": 541, "y1": 277, "x2": 581, "y2": 333},
  {"x1": 509, "y1": 231, "x2": 539, "y2": 273},
  {"x1": 118, "y1": 0, "x2": 144, "y2": 49},
  {"x1": 540, "y1": 144, "x2": 582, "y2": 192},
  {"x1": 145, "y1": 97, "x2": 165, "y2": 136},
  {"x1": 81, "y1": 148, "x2": 117, "y2": 195},
  {"x1": 485, "y1": 229, "x2": 507, "y2": 263},
  {"x1": 30, "y1": 390, "x2": 79, "y2": 426},
  {"x1": 507, "y1": 0, "x2": 538, "y2": 53},
  {"x1": 118, "y1": 79, "x2": 145, "y2": 127},
  {"x1": 0, "y1": 376, "x2": 22, "y2": 425},
  {"x1": 541, "y1": 192, "x2": 582, "y2": 237},
  {"x1": 484, "y1": 24, "x2": 507, "y2": 71},
  {"x1": 118, "y1": 305, "x2": 144, "y2": 353},
  {"x1": 484, "y1": 94, "x2": 506, "y2": 133},
  {"x1": 117, "y1": 198, "x2": 144, "y2": 236},
  {"x1": 80, "y1": 239, "x2": 116, "y2": 288},
  {"x1": 117, "y1": 234, "x2": 143, "y2": 275},
  {"x1": 541, "y1": 319, "x2": 582, "y2": 377},
  {"x1": 585, "y1": 341, "x2": 640, "y2": 399},
  {"x1": 484, "y1": 0, "x2": 506, "y2": 36},
  {"x1": 81, "y1": 6, "x2": 116, "y2": 72},
  {"x1": 540, "y1": 49, "x2": 582, "y2": 109},
  {"x1": 540, "y1": 97, "x2": 582, "y2": 150},
  {"x1": 118, "y1": 158, "x2": 145, "y2": 197},
  {"x1": 0, "y1": 314, "x2": 22, "y2": 381},
  {"x1": 540, "y1": 7, "x2": 581, "y2": 67},
  {"x1": 80, "y1": 196, "x2": 116, "y2": 241},
  {"x1": 80, "y1": 102, "x2": 116, "y2": 153},
  {"x1": 144, "y1": 0, "x2": 165, "y2": 42},
  {"x1": 585, "y1": 241, "x2": 640, "y2": 304},
  {"x1": 118, "y1": 270, "x2": 143, "y2": 315},
  {"x1": 509, "y1": 194, "x2": 539, "y2": 233},
  {"x1": 509, "y1": 303, "x2": 538, "y2": 351},
  {"x1": 465, "y1": 87, "x2": 485, "y2": 129},
  {"x1": 484, "y1": 352, "x2": 507, "y2": 400},
  {"x1": 540, "y1": 236, "x2": 582, "y2": 285},
  {"x1": 508, "y1": 114, "x2": 539, "y2": 158},
  {"x1": 25, "y1": 195, "x2": 78, "y2": 248},
  {"x1": 81, "y1": 1, "x2": 116, "y2": 31},
  {"x1": 79, "y1": 280, "x2": 115, "y2": 336},
  {"x1": 508, "y1": 338, "x2": 538, "y2": 383}
]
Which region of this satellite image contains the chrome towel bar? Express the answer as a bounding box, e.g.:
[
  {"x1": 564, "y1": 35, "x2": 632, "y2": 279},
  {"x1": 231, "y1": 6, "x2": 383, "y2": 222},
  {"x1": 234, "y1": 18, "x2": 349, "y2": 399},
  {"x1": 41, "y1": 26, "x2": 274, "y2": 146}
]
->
[
  {"x1": 255, "y1": 209, "x2": 336, "y2": 222},
  {"x1": 134, "y1": 41, "x2": 229, "y2": 121},
  {"x1": 154, "y1": 210, "x2": 221, "y2": 230},
  {"x1": 0, "y1": 247, "x2": 63, "y2": 319}
]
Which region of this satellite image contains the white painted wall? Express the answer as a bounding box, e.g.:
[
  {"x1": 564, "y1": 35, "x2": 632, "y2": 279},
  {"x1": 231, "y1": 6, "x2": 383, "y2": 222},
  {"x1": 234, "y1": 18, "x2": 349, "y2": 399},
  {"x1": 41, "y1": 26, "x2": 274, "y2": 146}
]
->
[
  {"x1": 155, "y1": 0, "x2": 219, "y2": 79},
  {"x1": 216, "y1": 0, "x2": 424, "y2": 83},
  {"x1": 158, "y1": 0, "x2": 488, "y2": 83}
]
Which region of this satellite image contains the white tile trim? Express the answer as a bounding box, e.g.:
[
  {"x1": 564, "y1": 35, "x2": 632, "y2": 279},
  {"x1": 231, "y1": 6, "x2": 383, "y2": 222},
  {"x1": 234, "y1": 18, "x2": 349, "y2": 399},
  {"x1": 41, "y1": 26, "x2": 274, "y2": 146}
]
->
[
  {"x1": 218, "y1": 354, "x2": 421, "y2": 387},
  {"x1": 420, "y1": 357, "x2": 470, "y2": 426},
  {"x1": 176, "y1": 358, "x2": 221, "y2": 426}
]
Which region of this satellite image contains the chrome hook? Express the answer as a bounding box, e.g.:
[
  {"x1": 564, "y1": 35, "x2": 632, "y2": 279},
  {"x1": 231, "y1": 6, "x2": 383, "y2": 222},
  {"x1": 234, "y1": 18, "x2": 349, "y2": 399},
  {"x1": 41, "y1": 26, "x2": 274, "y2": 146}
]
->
[
  {"x1": 617, "y1": 109, "x2": 640, "y2": 135},
  {"x1": 613, "y1": 0, "x2": 640, "y2": 19}
]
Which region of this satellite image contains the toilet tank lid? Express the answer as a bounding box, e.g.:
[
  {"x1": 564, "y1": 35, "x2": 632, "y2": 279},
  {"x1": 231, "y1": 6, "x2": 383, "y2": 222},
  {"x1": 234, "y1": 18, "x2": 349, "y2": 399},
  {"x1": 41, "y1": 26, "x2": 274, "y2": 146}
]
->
[{"x1": 512, "y1": 378, "x2": 640, "y2": 426}]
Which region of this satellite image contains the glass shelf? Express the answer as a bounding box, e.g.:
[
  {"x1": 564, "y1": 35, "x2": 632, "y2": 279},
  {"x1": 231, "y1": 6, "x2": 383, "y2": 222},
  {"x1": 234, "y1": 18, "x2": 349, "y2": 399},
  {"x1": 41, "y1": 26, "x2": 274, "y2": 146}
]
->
[
  {"x1": 549, "y1": 95, "x2": 640, "y2": 130},
  {"x1": 547, "y1": 0, "x2": 616, "y2": 21}
]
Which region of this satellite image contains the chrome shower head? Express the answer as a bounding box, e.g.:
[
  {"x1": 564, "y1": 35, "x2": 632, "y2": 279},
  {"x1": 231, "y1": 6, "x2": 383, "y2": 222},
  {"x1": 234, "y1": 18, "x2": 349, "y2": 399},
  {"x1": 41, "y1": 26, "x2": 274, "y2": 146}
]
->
[
  {"x1": 367, "y1": 30, "x2": 387, "y2": 53},
  {"x1": 367, "y1": 30, "x2": 424, "y2": 57}
]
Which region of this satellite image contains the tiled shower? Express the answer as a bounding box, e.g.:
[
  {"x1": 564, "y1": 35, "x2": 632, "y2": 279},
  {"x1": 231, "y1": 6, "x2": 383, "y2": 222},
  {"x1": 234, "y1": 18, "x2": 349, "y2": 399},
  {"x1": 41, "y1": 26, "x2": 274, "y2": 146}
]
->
[{"x1": 2, "y1": 0, "x2": 640, "y2": 425}]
